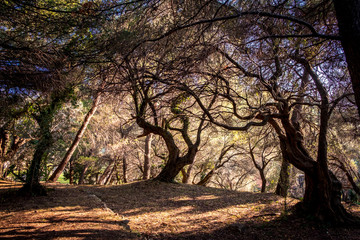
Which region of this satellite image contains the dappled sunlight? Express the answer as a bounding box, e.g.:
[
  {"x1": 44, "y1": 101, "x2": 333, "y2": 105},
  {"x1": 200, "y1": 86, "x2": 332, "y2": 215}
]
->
[
  {"x1": 1, "y1": 181, "x2": 359, "y2": 239},
  {"x1": 0, "y1": 182, "x2": 136, "y2": 239}
]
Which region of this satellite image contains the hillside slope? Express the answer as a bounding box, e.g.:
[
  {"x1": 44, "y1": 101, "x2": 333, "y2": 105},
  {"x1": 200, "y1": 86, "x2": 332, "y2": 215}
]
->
[{"x1": 0, "y1": 180, "x2": 359, "y2": 239}]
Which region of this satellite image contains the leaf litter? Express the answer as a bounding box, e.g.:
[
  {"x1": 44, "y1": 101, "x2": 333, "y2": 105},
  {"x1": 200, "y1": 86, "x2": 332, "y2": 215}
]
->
[{"x1": 0, "y1": 180, "x2": 359, "y2": 239}]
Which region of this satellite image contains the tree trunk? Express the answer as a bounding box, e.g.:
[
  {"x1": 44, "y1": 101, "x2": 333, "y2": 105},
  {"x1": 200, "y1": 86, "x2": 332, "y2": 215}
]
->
[
  {"x1": 48, "y1": 94, "x2": 101, "y2": 182},
  {"x1": 78, "y1": 163, "x2": 89, "y2": 185},
  {"x1": 143, "y1": 133, "x2": 152, "y2": 180},
  {"x1": 122, "y1": 156, "x2": 127, "y2": 183},
  {"x1": 275, "y1": 158, "x2": 291, "y2": 196},
  {"x1": 181, "y1": 163, "x2": 193, "y2": 184},
  {"x1": 105, "y1": 164, "x2": 116, "y2": 185},
  {"x1": 98, "y1": 160, "x2": 115, "y2": 185},
  {"x1": 197, "y1": 168, "x2": 214, "y2": 186},
  {"x1": 21, "y1": 131, "x2": 50, "y2": 195},
  {"x1": 0, "y1": 162, "x2": 3, "y2": 179},
  {"x1": 260, "y1": 170, "x2": 266, "y2": 193},
  {"x1": 154, "y1": 152, "x2": 181, "y2": 182},
  {"x1": 275, "y1": 139, "x2": 291, "y2": 197},
  {"x1": 333, "y1": 0, "x2": 360, "y2": 117},
  {"x1": 299, "y1": 167, "x2": 352, "y2": 223},
  {"x1": 21, "y1": 113, "x2": 53, "y2": 196},
  {"x1": 153, "y1": 139, "x2": 198, "y2": 183},
  {"x1": 69, "y1": 157, "x2": 74, "y2": 184}
]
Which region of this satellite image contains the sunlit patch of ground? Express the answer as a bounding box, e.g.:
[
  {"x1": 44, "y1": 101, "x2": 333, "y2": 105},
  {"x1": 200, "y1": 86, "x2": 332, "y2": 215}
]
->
[
  {"x1": 0, "y1": 182, "x2": 136, "y2": 239},
  {"x1": 0, "y1": 180, "x2": 359, "y2": 240}
]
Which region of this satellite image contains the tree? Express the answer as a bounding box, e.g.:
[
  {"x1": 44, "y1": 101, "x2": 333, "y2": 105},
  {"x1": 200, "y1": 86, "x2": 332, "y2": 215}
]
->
[
  {"x1": 196, "y1": 143, "x2": 237, "y2": 186},
  {"x1": 48, "y1": 81, "x2": 104, "y2": 182},
  {"x1": 132, "y1": 0, "x2": 357, "y2": 223},
  {"x1": 239, "y1": 128, "x2": 279, "y2": 193},
  {"x1": 143, "y1": 133, "x2": 152, "y2": 180},
  {"x1": 21, "y1": 87, "x2": 76, "y2": 194},
  {"x1": 333, "y1": 0, "x2": 360, "y2": 117}
]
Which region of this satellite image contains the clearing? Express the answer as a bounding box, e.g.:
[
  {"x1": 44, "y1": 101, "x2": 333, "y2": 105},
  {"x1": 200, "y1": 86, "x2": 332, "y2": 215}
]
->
[{"x1": 0, "y1": 180, "x2": 359, "y2": 239}]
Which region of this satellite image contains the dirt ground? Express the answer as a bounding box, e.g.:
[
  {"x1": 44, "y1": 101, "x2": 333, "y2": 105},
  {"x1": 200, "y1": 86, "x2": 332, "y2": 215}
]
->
[{"x1": 0, "y1": 180, "x2": 359, "y2": 240}]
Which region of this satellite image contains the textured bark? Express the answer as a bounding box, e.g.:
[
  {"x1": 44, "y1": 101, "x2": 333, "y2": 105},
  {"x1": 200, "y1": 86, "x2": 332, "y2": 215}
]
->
[
  {"x1": 105, "y1": 164, "x2": 116, "y2": 185},
  {"x1": 122, "y1": 156, "x2": 127, "y2": 183},
  {"x1": 181, "y1": 163, "x2": 193, "y2": 184},
  {"x1": 275, "y1": 156, "x2": 291, "y2": 197},
  {"x1": 69, "y1": 157, "x2": 74, "y2": 184},
  {"x1": 21, "y1": 124, "x2": 50, "y2": 195},
  {"x1": 137, "y1": 111, "x2": 203, "y2": 183},
  {"x1": 260, "y1": 171, "x2": 266, "y2": 193},
  {"x1": 98, "y1": 160, "x2": 115, "y2": 185},
  {"x1": 266, "y1": 60, "x2": 357, "y2": 222},
  {"x1": 78, "y1": 163, "x2": 89, "y2": 185},
  {"x1": 20, "y1": 88, "x2": 73, "y2": 195},
  {"x1": 143, "y1": 133, "x2": 152, "y2": 180},
  {"x1": 48, "y1": 93, "x2": 101, "y2": 182},
  {"x1": 334, "y1": 0, "x2": 360, "y2": 117},
  {"x1": 0, "y1": 127, "x2": 26, "y2": 178}
]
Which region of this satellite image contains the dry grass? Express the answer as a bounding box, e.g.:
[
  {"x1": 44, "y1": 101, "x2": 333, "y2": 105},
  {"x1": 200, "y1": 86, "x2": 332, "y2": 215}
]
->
[{"x1": 0, "y1": 180, "x2": 359, "y2": 239}]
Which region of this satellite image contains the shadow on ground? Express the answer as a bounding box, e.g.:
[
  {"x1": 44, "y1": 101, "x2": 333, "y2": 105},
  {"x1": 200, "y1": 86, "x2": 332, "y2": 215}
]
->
[{"x1": 0, "y1": 180, "x2": 359, "y2": 240}]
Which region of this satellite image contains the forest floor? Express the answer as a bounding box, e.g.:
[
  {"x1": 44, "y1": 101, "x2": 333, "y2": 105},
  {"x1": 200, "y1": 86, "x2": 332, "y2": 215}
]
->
[{"x1": 0, "y1": 180, "x2": 359, "y2": 240}]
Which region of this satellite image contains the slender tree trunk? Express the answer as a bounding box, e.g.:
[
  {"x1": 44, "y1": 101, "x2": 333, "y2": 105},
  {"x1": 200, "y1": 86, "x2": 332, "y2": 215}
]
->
[
  {"x1": 0, "y1": 162, "x2": 3, "y2": 179},
  {"x1": 260, "y1": 170, "x2": 266, "y2": 193},
  {"x1": 181, "y1": 163, "x2": 193, "y2": 184},
  {"x1": 78, "y1": 163, "x2": 89, "y2": 185},
  {"x1": 122, "y1": 156, "x2": 127, "y2": 183},
  {"x1": 69, "y1": 157, "x2": 73, "y2": 184},
  {"x1": 105, "y1": 164, "x2": 116, "y2": 185},
  {"x1": 333, "y1": 0, "x2": 360, "y2": 117},
  {"x1": 48, "y1": 94, "x2": 101, "y2": 182},
  {"x1": 143, "y1": 133, "x2": 152, "y2": 180},
  {"x1": 197, "y1": 168, "x2": 214, "y2": 186},
  {"x1": 98, "y1": 160, "x2": 115, "y2": 185}
]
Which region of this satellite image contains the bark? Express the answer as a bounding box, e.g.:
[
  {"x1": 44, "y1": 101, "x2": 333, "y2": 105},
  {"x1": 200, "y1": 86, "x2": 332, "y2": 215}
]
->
[
  {"x1": 267, "y1": 60, "x2": 357, "y2": 223},
  {"x1": 98, "y1": 159, "x2": 115, "y2": 185},
  {"x1": 335, "y1": 159, "x2": 360, "y2": 196},
  {"x1": 21, "y1": 109, "x2": 54, "y2": 196},
  {"x1": 333, "y1": 0, "x2": 360, "y2": 117},
  {"x1": 21, "y1": 125, "x2": 50, "y2": 196},
  {"x1": 277, "y1": 118, "x2": 353, "y2": 223},
  {"x1": 48, "y1": 93, "x2": 101, "y2": 182},
  {"x1": 69, "y1": 157, "x2": 74, "y2": 184},
  {"x1": 275, "y1": 139, "x2": 291, "y2": 196},
  {"x1": 105, "y1": 164, "x2": 116, "y2": 185},
  {"x1": 275, "y1": 157, "x2": 291, "y2": 196},
  {"x1": 260, "y1": 170, "x2": 266, "y2": 193},
  {"x1": 136, "y1": 112, "x2": 203, "y2": 183},
  {"x1": 249, "y1": 142, "x2": 267, "y2": 193},
  {"x1": 122, "y1": 156, "x2": 127, "y2": 183},
  {"x1": 20, "y1": 87, "x2": 73, "y2": 195},
  {"x1": 143, "y1": 133, "x2": 152, "y2": 180},
  {"x1": 134, "y1": 88, "x2": 209, "y2": 183},
  {"x1": 0, "y1": 127, "x2": 26, "y2": 179},
  {"x1": 78, "y1": 163, "x2": 89, "y2": 185},
  {"x1": 197, "y1": 169, "x2": 214, "y2": 186},
  {"x1": 181, "y1": 163, "x2": 193, "y2": 184},
  {"x1": 0, "y1": 162, "x2": 3, "y2": 178}
]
